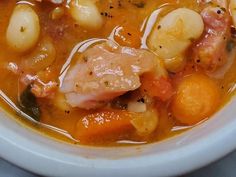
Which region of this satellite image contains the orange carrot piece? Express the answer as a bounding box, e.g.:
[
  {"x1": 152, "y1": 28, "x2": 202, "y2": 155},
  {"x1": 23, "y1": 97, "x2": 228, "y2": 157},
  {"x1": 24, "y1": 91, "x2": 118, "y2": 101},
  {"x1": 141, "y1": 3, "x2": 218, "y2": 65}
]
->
[
  {"x1": 73, "y1": 110, "x2": 135, "y2": 142},
  {"x1": 171, "y1": 74, "x2": 220, "y2": 125}
]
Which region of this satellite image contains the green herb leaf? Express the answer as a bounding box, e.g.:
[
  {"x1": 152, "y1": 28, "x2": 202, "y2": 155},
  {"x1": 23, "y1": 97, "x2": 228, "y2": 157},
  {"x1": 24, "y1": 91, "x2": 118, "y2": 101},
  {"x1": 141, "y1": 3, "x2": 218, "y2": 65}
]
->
[{"x1": 19, "y1": 85, "x2": 41, "y2": 121}]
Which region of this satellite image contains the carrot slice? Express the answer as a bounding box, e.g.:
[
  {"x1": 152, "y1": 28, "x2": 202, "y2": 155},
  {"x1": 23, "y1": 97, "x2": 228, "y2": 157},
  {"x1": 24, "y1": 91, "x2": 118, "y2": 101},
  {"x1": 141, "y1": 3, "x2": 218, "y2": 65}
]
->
[
  {"x1": 171, "y1": 74, "x2": 220, "y2": 125},
  {"x1": 73, "y1": 110, "x2": 135, "y2": 142},
  {"x1": 140, "y1": 73, "x2": 174, "y2": 101}
]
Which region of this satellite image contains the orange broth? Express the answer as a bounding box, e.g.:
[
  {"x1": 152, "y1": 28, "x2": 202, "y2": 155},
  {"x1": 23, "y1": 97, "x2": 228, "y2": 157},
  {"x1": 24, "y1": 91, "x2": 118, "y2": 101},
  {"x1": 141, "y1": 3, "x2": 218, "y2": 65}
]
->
[{"x1": 0, "y1": 0, "x2": 235, "y2": 146}]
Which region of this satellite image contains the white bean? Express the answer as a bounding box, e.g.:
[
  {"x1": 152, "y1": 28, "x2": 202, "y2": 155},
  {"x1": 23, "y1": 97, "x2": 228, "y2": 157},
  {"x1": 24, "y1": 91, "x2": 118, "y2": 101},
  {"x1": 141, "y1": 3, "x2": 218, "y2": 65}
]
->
[
  {"x1": 53, "y1": 92, "x2": 71, "y2": 111},
  {"x1": 155, "y1": 57, "x2": 168, "y2": 77},
  {"x1": 148, "y1": 8, "x2": 204, "y2": 59},
  {"x1": 69, "y1": 0, "x2": 103, "y2": 29},
  {"x1": 6, "y1": 4, "x2": 40, "y2": 53},
  {"x1": 230, "y1": 0, "x2": 236, "y2": 27},
  {"x1": 164, "y1": 54, "x2": 186, "y2": 73},
  {"x1": 131, "y1": 110, "x2": 159, "y2": 135},
  {"x1": 127, "y1": 101, "x2": 147, "y2": 113}
]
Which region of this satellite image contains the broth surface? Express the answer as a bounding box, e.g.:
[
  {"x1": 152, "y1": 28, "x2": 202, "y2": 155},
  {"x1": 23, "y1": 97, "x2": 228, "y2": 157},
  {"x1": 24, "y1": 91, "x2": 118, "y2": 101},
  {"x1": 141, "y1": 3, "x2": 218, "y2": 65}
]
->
[{"x1": 0, "y1": 0, "x2": 235, "y2": 146}]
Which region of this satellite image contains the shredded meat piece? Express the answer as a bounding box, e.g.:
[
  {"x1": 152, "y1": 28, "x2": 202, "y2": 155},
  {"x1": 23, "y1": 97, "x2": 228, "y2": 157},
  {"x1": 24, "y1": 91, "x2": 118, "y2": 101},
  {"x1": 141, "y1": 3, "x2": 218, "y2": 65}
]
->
[
  {"x1": 20, "y1": 69, "x2": 58, "y2": 98},
  {"x1": 31, "y1": 80, "x2": 58, "y2": 98},
  {"x1": 192, "y1": 1, "x2": 230, "y2": 71}
]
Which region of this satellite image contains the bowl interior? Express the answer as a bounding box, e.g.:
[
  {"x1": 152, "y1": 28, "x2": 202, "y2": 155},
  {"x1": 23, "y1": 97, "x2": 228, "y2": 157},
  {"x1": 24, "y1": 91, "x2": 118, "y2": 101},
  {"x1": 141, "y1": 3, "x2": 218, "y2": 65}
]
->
[{"x1": 0, "y1": 97, "x2": 235, "y2": 177}]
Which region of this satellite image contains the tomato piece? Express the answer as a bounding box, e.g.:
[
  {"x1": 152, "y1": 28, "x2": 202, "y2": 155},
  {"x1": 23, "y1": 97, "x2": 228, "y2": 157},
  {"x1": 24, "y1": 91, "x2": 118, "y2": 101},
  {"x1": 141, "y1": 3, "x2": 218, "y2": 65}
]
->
[{"x1": 141, "y1": 73, "x2": 174, "y2": 101}]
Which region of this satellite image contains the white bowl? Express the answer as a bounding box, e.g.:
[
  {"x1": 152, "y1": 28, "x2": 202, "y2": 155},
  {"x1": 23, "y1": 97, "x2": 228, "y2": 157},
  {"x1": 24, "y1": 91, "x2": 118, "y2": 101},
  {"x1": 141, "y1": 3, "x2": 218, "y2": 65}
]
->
[{"x1": 0, "y1": 98, "x2": 235, "y2": 177}]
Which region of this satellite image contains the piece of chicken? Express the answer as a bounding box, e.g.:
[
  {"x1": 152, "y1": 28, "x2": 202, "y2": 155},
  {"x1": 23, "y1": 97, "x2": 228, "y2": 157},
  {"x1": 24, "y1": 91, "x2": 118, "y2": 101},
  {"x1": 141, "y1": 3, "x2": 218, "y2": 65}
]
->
[{"x1": 60, "y1": 42, "x2": 156, "y2": 109}]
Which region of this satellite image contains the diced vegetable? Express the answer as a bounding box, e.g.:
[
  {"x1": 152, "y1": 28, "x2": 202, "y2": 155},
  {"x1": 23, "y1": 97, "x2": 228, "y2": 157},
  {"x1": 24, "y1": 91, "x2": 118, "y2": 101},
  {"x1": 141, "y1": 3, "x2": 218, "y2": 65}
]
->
[
  {"x1": 6, "y1": 4, "x2": 40, "y2": 53},
  {"x1": 73, "y1": 110, "x2": 135, "y2": 142},
  {"x1": 171, "y1": 74, "x2": 220, "y2": 125},
  {"x1": 140, "y1": 73, "x2": 174, "y2": 101}
]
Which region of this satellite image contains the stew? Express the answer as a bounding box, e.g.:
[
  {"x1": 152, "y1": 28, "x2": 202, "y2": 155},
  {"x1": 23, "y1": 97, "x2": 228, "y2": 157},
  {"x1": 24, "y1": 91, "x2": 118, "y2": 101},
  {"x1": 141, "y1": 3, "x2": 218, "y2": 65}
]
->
[{"x1": 0, "y1": 0, "x2": 235, "y2": 146}]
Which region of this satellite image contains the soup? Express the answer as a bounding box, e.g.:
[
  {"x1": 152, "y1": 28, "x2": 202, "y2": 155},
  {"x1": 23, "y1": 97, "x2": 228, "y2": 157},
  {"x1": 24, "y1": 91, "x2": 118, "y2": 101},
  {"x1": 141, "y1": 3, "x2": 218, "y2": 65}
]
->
[{"x1": 0, "y1": 0, "x2": 235, "y2": 146}]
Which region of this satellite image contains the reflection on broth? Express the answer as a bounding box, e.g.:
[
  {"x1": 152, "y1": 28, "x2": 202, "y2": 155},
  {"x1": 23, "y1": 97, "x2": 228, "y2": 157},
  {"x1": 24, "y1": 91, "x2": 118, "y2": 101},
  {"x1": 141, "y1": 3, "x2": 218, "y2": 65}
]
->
[{"x1": 0, "y1": 0, "x2": 235, "y2": 146}]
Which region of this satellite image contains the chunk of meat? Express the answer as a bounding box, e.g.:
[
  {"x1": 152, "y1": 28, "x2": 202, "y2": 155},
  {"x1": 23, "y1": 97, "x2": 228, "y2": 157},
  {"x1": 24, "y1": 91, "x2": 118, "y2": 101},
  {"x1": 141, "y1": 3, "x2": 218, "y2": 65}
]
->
[
  {"x1": 60, "y1": 42, "x2": 156, "y2": 109},
  {"x1": 192, "y1": 1, "x2": 230, "y2": 71}
]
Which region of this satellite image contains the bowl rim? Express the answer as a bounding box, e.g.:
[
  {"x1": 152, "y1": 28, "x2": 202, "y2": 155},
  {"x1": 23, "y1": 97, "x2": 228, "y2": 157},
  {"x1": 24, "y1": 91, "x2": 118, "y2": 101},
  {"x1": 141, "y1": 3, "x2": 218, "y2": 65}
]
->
[{"x1": 0, "y1": 99, "x2": 236, "y2": 177}]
